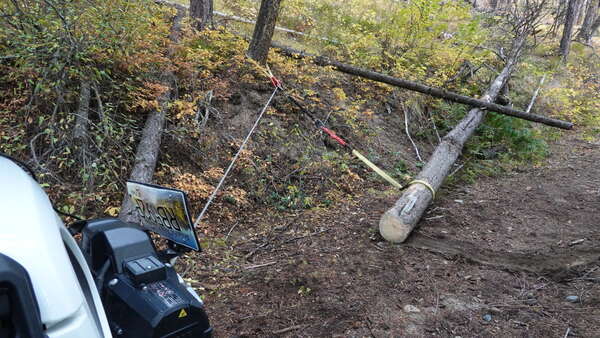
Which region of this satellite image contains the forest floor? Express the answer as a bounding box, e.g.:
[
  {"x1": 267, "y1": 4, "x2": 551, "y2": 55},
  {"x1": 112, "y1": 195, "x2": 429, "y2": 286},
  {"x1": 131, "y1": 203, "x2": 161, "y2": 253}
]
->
[{"x1": 181, "y1": 131, "x2": 600, "y2": 337}]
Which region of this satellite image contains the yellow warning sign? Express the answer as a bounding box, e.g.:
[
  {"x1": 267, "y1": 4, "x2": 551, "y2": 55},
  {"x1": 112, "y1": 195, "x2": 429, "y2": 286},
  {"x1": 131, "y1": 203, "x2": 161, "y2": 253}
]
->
[{"x1": 178, "y1": 309, "x2": 188, "y2": 318}]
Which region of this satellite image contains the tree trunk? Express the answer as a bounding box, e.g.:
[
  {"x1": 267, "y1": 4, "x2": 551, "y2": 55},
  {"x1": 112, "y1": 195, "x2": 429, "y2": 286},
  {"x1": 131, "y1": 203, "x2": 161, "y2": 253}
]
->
[
  {"x1": 379, "y1": 35, "x2": 527, "y2": 243},
  {"x1": 591, "y1": 15, "x2": 600, "y2": 36},
  {"x1": 581, "y1": 0, "x2": 591, "y2": 23},
  {"x1": 73, "y1": 80, "x2": 91, "y2": 174},
  {"x1": 574, "y1": 0, "x2": 586, "y2": 24},
  {"x1": 119, "y1": 6, "x2": 185, "y2": 223},
  {"x1": 274, "y1": 44, "x2": 573, "y2": 129},
  {"x1": 578, "y1": 0, "x2": 599, "y2": 42},
  {"x1": 560, "y1": 0, "x2": 579, "y2": 62},
  {"x1": 525, "y1": 75, "x2": 546, "y2": 114},
  {"x1": 190, "y1": 0, "x2": 213, "y2": 30},
  {"x1": 247, "y1": 0, "x2": 282, "y2": 64},
  {"x1": 155, "y1": 0, "x2": 335, "y2": 43},
  {"x1": 73, "y1": 80, "x2": 90, "y2": 162}
]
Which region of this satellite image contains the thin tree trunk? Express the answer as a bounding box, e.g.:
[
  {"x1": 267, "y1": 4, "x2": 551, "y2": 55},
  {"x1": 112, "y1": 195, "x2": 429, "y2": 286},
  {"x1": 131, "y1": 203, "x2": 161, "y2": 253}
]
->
[
  {"x1": 574, "y1": 0, "x2": 586, "y2": 24},
  {"x1": 247, "y1": 0, "x2": 282, "y2": 64},
  {"x1": 551, "y1": 0, "x2": 568, "y2": 36},
  {"x1": 379, "y1": 35, "x2": 527, "y2": 243},
  {"x1": 190, "y1": 0, "x2": 213, "y2": 30},
  {"x1": 560, "y1": 0, "x2": 579, "y2": 62},
  {"x1": 274, "y1": 44, "x2": 573, "y2": 129},
  {"x1": 73, "y1": 80, "x2": 90, "y2": 162},
  {"x1": 591, "y1": 15, "x2": 600, "y2": 36},
  {"x1": 119, "y1": 6, "x2": 185, "y2": 222},
  {"x1": 155, "y1": 0, "x2": 335, "y2": 42},
  {"x1": 525, "y1": 75, "x2": 546, "y2": 114},
  {"x1": 578, "y1": 0, "x2": 599, "y2": 42},
  {"x1": 580, "y1": 0, "x2": 591, "y2": 24}
]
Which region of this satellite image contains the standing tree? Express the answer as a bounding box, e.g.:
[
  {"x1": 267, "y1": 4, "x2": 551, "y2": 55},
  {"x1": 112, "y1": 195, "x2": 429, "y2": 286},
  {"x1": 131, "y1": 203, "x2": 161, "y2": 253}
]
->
[
  {"x1": 247, "y1": 0, "x2": 283, "y2": 64},
  {"x1": 574, "y1": 0, "x2": 587, "y2": 24},
  {"x1": 591, "y1": 15, "x2": 600, "y2": 35},
  {"x1": 190, "y1": 0, "x2": 213, "y2": 30},
  {"x1": 578, "y1": 0, "x2": 599, "y2": 42},
  {"x1": 560, "y1": 0, "x2": 580, "y2": 61}
]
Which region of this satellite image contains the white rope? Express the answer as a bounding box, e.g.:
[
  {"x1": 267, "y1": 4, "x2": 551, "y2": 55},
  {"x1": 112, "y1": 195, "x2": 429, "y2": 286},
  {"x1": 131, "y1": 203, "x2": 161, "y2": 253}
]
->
[{"x1": 193, "y1": 87, "x2": 279, "y2": 227}]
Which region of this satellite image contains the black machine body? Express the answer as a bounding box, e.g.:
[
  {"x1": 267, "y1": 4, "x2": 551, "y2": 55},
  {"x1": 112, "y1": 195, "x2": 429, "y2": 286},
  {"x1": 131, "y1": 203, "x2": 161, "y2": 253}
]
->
[{"x1": 79, "y1": 218, "x2": 212, "y2": 338}]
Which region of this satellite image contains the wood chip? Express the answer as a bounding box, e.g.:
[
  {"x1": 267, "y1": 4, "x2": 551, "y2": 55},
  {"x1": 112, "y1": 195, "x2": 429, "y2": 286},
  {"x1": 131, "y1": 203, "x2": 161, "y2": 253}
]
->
[
  {"x1": 569, "y1": 239, "x2": 585, "y2": 246},
  {"x1": 273, "y1": 324, "x2": 304, "y2": 335},
  {"x1": 244, "y1": 261, "x2": 277, "y2": 270}
]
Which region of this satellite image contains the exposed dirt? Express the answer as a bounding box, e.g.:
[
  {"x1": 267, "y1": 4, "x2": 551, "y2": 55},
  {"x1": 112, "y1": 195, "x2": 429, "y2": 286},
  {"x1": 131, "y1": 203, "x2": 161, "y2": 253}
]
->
[{"x1": 183, "y1": 134, "x2": 600, "y2": 337}]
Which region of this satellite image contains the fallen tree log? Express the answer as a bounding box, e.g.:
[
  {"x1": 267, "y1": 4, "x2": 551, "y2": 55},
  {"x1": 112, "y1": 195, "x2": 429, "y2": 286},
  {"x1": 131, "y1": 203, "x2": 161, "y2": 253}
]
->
[
  {"x1": 273, "y1": 43, "x2": 573, "y2": 130},
  {"x1": 379, "y1": 35, "x2": 527, "y2": 243},
  {"x1": 153, "y1": 0, "x2": 571, "y2": 130},
  {"x1": 119, "y1": 5, "x2": 185, "y2": 222},
  {"x1": 213, "y1": 11, "x2": 336, "y2": 43}
]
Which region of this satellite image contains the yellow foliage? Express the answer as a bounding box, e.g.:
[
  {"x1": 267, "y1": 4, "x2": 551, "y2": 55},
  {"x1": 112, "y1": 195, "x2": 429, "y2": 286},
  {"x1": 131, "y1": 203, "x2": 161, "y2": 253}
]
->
[
  {"x1": 104, "y1": 206, "x2": 120, "y2": 217},
  {"x1": 129, "y1": 82, "x2": 170, "y2": 112},
  {"x1": 171, "y1": 100, "x2": 197, "y2": 120},
  {"x1": 224, "y1": 187, "x2": 250, "y2": 206},
  {"x1": 171, "y1": 173, "x2": 214, "y2": 203},
  {"x1": 539, "y1": 54, "x2": 600, "y2": 139},
  {"x1": 332, "y1": 87, "x2": 347, "y2": 102},
  {"x1": 203, "y1": 167, "x2": 225, "y2": 181}
]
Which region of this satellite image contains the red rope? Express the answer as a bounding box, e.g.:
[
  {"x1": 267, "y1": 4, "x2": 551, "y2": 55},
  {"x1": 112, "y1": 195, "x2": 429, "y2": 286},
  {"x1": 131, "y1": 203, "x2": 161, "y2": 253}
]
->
[
  {"x1": 270, "y1": 76, "x2": 282, "y2": 89},
  {"x1": 320, "y1": 126, "x2": 347, "y2": 147},
  {"x1": 271, "y1": 73, "x2": 348, "y2": 148}
]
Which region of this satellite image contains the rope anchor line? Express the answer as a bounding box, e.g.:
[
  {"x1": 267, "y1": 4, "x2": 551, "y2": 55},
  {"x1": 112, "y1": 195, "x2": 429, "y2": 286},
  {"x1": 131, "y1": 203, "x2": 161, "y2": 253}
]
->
[
  {"x1": 267, "y1": 62, "x2": 411, "y2": 191},
  {"x1": 193, "y1": 85, "x2": 279, "y2": 228},
  {"x1": 194, "y1": 64, "x2": 421, "y2": 227},
  {"x1": 280, "y1": 82, "x2": 409, "y2": 191}
]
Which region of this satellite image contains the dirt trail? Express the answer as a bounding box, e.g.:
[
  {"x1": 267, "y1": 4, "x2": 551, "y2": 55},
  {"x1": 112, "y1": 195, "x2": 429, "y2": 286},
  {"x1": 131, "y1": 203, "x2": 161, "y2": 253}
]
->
[
  {"x1": 193, "y1": 134, "x2": 600, "y2": 337},
  {"x1": 408, "y1": 135, "x2": 600, "y2": 279}
]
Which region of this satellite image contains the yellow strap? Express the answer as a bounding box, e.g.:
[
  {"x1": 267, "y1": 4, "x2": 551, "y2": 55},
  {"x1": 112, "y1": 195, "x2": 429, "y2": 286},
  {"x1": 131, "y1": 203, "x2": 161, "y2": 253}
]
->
[
  {"x1": 247, "y1": 57, "x2": 272, "y2": 78},
  {"x1": 265, "y1": 63, "x2": 274, "y2": 78},
  {"x1": 409, "y1": 179, "x2": 436, "y2": 199},
  {"x1": 352, "y1": 149, "x2": 403, "y2": 189}
]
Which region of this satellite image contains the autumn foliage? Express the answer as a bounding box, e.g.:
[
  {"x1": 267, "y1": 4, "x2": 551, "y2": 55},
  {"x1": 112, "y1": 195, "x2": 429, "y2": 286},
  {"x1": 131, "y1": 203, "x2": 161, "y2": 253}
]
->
[{"x1": 0, "y1": 0, "x2": 597, "y2": 224}]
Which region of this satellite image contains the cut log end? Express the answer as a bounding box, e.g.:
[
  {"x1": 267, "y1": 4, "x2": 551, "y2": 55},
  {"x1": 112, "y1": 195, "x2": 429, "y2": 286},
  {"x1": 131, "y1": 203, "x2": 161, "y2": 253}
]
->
[{"x1": 379, "y1": 209, "x2": 411, "y2": 243}]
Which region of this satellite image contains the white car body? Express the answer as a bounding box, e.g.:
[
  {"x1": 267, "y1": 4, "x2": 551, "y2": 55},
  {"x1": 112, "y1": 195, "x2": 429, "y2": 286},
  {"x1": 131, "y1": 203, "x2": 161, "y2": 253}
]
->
[{"x1": 0, "y1": 157, "x2": 111, "y2": 337}]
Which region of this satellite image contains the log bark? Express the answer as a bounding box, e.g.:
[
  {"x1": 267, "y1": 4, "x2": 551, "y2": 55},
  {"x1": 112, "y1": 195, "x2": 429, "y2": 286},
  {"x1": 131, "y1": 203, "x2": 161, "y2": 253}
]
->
[
  {"x1": 119, "y1": 6, "x2": 185, "y2": 222},
  {"x1": 379, "y1": 35, "x2": 527, "y2": 243},
  {"x1": 274, "y1": 44, "x2": 573, "y2": 129},
  {"x1": 190, "y1": 0, "x2": 213, "y2": 30},
  {"x1": 247, "y1": 0, "x2": 282, "y2": 64}
]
